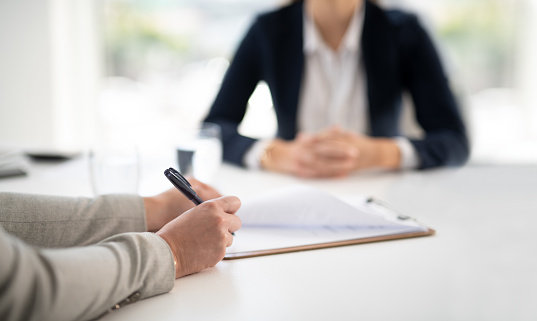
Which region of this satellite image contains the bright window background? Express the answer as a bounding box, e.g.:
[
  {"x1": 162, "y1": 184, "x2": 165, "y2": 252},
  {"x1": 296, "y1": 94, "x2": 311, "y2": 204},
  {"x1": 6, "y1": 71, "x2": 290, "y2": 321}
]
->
[
  {"x1": 98, "y1": 0, "x2": 280, "y2": 151},
  {"x1": 99, "y1": 0, "x2": 537, "y2": 164}
]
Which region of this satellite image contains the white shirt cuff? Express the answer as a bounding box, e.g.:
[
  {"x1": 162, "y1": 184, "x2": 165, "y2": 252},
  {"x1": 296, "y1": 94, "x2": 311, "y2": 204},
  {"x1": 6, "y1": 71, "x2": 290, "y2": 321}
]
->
[
  {"x1": 242, "y1": 139, "x2": 271, "y2": 170},
  {"x1": 394, "y1": 137, "x2": 420, "y2": 170}
]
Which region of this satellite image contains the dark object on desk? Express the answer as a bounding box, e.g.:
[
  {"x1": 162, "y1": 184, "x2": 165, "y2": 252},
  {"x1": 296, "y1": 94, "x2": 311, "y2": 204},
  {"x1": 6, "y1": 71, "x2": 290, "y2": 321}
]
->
[
  {"x1": 26, "y1": 149, "x2": 80, "y2": 162},
  {"x1": 176, "y1": 149, "x2": 194, "y2": 176}
]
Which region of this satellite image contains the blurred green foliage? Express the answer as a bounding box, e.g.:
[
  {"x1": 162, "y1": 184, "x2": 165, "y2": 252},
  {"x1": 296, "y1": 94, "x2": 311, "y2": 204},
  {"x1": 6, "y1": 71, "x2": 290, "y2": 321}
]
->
[
  {"x1": 103, "y1": 0, "x2": 516, "y2": 91},
  {"x1": 103, "y1": 1, "x2": 190, "y2": 78},
  {"x1": 436, "y1": 0, "x2": 515, "y2": 90}
]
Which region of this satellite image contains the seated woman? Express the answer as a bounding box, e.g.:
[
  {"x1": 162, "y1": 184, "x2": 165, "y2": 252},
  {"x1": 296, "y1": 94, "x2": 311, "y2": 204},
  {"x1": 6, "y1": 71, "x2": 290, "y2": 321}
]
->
[{"x1": 205, "y1": 0, "x2": 469, "y2": 178}]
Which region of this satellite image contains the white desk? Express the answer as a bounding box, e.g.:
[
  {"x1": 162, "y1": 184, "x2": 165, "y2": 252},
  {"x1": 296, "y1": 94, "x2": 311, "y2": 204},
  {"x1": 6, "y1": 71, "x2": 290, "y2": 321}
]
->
[{"x1": 1, "y1": 157, "x2": 536, "y2": 321}]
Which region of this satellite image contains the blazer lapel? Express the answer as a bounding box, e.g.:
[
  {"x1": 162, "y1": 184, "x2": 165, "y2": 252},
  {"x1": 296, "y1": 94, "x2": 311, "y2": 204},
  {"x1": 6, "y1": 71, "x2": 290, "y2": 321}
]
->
[
  {"x1": 273, "y1": 1, "x2": 304, "y2": 139},
  {"x1": 362, "y1": 0, "x2": 400, "y2": 137}
]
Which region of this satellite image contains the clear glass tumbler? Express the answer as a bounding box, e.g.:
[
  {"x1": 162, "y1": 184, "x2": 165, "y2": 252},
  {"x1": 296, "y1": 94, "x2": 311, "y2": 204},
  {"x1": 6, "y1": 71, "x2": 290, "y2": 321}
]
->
[
  {"x1": 176, "y1": 122, "x2": 222, "y2": 183},
  {"x1": 89, "y1": 142, "x2": 140, "y2": 195}
]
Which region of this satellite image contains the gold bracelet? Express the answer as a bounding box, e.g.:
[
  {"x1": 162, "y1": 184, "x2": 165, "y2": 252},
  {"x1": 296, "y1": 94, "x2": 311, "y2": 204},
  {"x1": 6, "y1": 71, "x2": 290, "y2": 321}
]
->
[{"x1": 172, "y1": 253, "x2": 178, "y2": 278}]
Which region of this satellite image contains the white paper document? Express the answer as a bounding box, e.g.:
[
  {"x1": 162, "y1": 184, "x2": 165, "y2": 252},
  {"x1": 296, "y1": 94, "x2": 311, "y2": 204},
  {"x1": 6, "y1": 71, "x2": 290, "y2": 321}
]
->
[{"x1": 227, "y1": 185, "x2": 428, "y2": 255}]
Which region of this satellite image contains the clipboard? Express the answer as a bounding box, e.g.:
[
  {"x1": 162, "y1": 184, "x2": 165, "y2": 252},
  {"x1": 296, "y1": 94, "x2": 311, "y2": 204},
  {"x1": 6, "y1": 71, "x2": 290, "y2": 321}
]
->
[{"x1": 224, "y1": 191, "x2": 435, "y2": 260}]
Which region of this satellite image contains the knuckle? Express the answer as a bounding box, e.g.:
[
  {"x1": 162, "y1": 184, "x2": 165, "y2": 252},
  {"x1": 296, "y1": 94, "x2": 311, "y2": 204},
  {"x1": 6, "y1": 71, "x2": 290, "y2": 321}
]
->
[
  {"x1": 211, "y1": 215, "x2": 225, "y2": 228},
  {"x1": 201, "y1": 201, "x2": 219, "y2": 212},
  {"x1": 217, "y1": 216, "x2": 226, "y2": 227},
  {"x1": 226, "y1": 196, "x2": 241, "y2": 209}
]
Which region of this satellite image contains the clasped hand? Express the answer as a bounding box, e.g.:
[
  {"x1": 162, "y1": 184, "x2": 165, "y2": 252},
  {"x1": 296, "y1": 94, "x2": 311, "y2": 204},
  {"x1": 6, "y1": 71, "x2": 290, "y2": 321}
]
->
[{"x1": 262, "y1": 126, "x2": 401, "y2": 178}]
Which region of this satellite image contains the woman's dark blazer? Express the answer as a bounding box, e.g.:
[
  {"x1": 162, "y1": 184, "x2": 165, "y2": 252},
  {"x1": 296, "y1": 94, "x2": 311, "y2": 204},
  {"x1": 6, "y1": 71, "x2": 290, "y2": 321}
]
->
[{"x1": 204, "y1": 0, "x2": 469, "y2": 169}]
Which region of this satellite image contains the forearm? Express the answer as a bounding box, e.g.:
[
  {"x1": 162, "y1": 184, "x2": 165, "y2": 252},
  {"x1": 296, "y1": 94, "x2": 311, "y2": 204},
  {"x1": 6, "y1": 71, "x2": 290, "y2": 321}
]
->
[
  {"x1": 204, "y1": 21, "x2": 263, "y2": 167},
  {"x1": 374, "y1": 138, "x2": 402, "y2": 169},
  {"x1": 0, "y1": 193, "x2": 146, "y2": 248},
  {"x1": 144, "y1": 196, "x2": 164, "y2": 232},
  {"x1": 402, "y1": 16, "x2": 469, "y2": 169},
  {"x1": 0, "y1": 228, "x2": 174, "y2": 321}
]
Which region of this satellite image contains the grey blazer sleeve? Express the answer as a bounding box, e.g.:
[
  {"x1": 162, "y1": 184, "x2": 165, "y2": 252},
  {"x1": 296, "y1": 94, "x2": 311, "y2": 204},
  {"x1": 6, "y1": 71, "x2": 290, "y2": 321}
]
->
[
  {"x1": 0, "y1": 227, "x2": 175, "y2": 321},
  {"x1": 0, "y1": 193, "x2": 175, "y2": 321},
  {"x1": 0, "y1": 192, "x2": 147, "y2": 247}
]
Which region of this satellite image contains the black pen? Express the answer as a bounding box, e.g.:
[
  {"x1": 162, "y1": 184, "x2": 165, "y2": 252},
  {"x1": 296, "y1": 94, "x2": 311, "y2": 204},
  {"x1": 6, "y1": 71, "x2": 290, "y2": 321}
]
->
[{"x1": 164, "y1": 167, "x2": 204, "y2": 205}]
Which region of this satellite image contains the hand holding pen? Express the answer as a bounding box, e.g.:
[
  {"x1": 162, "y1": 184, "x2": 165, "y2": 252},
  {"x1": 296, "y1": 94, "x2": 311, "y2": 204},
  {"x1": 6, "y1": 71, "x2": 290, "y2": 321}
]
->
[
  {"x1": 144, "y1": 177, "x2": 221, "y2": 232},
  {"x1": 157, "y1": 167, "x2": 241, "y2": 278},
  {"x1": 164, "y1": 167, "x2": 238, "y2": 234}
]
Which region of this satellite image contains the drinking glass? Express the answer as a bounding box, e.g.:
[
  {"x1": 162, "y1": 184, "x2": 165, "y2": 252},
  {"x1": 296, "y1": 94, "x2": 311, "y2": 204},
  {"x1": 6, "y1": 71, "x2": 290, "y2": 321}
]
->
[
  {"x1": 89, "y1": 142, "x2": 140, "y2": 195},
  {"x1": 176, "y1": 122, "x2": 223, "y2": 183}
]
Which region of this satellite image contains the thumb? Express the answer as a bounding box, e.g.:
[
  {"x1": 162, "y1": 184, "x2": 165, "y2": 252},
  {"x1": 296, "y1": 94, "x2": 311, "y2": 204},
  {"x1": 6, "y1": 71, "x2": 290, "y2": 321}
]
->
[{"x1": 206, "y1": 196, "x2": 242, "y2": 214}]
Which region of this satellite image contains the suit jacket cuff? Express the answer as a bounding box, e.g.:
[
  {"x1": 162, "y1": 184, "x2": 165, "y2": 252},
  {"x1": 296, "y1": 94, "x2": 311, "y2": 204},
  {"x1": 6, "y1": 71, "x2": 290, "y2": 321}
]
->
[
  {"x1": 242, "y1": 139, "x2": 271, "y2": 170},
  {"x1": 394, "y1": 137, "x2": 421, "y2": 169}
]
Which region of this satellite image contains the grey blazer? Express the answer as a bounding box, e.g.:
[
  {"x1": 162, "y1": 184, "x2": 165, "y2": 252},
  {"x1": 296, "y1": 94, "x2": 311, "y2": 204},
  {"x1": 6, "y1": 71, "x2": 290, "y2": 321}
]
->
[{"x1": 0, "y1": 192, "x2": 175, "y2": 321}]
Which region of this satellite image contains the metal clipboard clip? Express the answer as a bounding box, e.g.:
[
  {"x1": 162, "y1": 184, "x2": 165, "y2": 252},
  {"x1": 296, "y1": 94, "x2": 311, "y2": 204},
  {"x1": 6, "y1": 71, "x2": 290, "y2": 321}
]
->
[{"x1": 365, "y1": 197, "x2": 413, "y2": 221}]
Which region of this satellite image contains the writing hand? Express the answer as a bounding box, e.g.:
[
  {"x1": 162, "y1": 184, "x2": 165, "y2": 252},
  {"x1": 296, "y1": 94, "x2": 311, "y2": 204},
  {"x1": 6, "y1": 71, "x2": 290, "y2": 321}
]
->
[
  {"x1": 156, "y1": 196, "x2": 241, "y2": 278},
  {"x1": 144, "y1": 178, "x2": 222, "y2": 232}
]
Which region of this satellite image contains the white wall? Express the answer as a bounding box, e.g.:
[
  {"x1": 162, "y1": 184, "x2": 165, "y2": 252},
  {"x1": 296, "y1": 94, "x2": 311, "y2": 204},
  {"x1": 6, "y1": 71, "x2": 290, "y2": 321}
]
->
[
  {"x1": 0, "y1": 0, "x2": 102, "y2": 152},
  {"x1": 516, "y1": 0, "x2": 537, "y2": 139}
]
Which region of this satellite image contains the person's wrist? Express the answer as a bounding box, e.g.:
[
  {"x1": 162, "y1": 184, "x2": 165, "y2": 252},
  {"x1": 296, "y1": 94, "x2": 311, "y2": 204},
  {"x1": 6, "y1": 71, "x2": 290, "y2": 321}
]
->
[
  {"x1": 376, "y1": 139, "x2": 401, "y2": 169},
  {"x1": 260, "y1": 139, "x2": 283, "y2": 171},
  {"x1": 143, "y1": 196, "x2": 162, "y2": 232},
  {"x1": 157, "y1": 232, "x2": 181, "y2": 279},
  {"x1": 151, "y1": 190, "x2": 194, "y2": 230}
]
